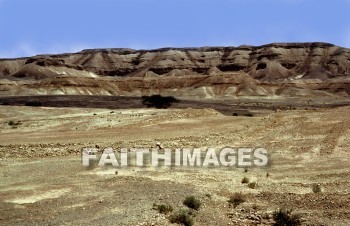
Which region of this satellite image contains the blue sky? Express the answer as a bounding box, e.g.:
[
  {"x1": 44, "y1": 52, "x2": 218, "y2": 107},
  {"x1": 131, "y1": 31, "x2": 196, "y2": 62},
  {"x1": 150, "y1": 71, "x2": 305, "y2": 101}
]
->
[{"x1": 0, "y1": 0, "x2": 349, "y2": 58}]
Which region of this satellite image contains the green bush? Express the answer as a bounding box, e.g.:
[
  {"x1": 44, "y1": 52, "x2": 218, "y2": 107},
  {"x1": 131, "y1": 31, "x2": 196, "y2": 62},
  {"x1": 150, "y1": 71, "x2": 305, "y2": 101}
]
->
[
  {"x1": 228, "y1": 193, "x2": 246, "y2": 208},
  {"x1": 169, "y1": 210, "x2": 194, "y2": 226},
  {"x1": 273, "y1": 208, "x2": 302, "y2": 226},
  {"x1": 183, "y1": 196, "x2": 201, "y2": 210}
]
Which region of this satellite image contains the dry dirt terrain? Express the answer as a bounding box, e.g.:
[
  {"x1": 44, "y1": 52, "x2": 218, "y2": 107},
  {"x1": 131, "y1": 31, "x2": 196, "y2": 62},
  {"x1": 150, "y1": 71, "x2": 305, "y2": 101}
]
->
[
  {"x1": 0, "y1": 104, "x2": 349, "y2": 225},
  {"x1": 0, "y1": 42, "x2": 349, "y2": 225}
]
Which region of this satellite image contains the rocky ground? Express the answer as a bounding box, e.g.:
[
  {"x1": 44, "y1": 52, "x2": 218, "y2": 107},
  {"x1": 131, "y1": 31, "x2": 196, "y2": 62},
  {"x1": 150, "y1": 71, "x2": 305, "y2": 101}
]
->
[
  {"x1": 0, "y1": 103, "x2": 349, "y2": 225},
  {"x1": 1, "y1": 42, "x2": 349, "y2": 225}
]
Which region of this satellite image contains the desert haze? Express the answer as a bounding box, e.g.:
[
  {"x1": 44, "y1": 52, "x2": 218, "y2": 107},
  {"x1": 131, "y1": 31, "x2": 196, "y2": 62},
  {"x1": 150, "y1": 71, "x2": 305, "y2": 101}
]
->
[{"x1": 0, "y1": 43, "x2": 349, "y2": 225}]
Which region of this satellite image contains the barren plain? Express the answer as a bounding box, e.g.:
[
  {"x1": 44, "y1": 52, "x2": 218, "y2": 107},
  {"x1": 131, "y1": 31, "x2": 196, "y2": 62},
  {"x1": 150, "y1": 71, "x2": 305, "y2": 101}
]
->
[
  {"x1": 0, "y1": 102, "x2": 349, "y2": 225},
  {"x1": 0, "y1": 43, "x2": 350, "y2": 225}
]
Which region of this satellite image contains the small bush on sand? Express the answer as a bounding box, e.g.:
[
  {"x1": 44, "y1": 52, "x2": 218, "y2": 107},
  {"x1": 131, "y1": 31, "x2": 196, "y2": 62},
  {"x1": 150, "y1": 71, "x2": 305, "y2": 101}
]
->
[
  {"x1": 312, "y1": 184, "x2": 322, "y2": 193},
  {"x1": 273, "y1": 208, "x2": 302, "y2": 226},
  {"x1": 205, "y1": 193, "x2": 212, "y2": 198},
  {"x1": 241, "y1": 177, "x2": 250, "y2": 184},
  {"x1": 169, "y1": 210, "x2": 194, "y2": 226},
  {"x1": 8, "y1": 120, "x2": 22, "y2": 128},
  {"x1": 248, "y1": 182, "x2": 257, "y2": 189},
  {"x1": 228, "y1": 193, "x2": 246, "y2": 208},
  {"x1": 183, "y1": 196, "x2": 201, "y2": 210},
  {"x1": 153, "y1": 203, "x2": 173, "y2": 214}
]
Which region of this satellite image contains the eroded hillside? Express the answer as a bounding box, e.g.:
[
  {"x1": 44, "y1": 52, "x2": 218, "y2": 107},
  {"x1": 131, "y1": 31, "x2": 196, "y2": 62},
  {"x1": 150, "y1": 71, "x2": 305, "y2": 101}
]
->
[{"x1": 0, "y1": 43, "x2": 349, "y2": 98}]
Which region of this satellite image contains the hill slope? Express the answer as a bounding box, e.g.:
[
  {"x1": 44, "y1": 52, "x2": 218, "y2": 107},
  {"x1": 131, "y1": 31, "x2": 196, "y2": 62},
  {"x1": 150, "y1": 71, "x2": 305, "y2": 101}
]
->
[{"x1": 0, "y1": 42, "x2": 349, "y2": 98}]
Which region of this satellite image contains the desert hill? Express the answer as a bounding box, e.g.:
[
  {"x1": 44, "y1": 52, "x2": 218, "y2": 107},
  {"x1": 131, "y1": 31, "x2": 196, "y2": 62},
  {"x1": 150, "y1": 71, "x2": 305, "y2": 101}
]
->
[{"x1": 0, "y1": 42, "x2": 349, "y2": 98}]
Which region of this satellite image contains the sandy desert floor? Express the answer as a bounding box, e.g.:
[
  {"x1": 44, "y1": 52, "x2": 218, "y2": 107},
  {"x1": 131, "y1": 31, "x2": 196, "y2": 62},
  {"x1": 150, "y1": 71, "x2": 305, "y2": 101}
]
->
[{"x1": 0, "y1": 104, "x2": 349, "y2": 225}]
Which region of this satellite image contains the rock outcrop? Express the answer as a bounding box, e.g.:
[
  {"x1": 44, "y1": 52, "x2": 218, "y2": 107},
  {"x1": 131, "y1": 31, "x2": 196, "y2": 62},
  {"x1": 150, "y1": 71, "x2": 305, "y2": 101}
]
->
[{"x1": 0, "y1": 42, "x2": 349, "y2": 97}]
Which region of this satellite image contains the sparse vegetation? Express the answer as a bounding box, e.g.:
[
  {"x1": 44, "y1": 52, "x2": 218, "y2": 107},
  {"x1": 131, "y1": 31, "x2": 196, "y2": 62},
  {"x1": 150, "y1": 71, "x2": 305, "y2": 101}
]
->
[
  {"x1": 248, "y1": 182, "x2": 257, "y2": 189},
  {"x1": 233, "y1": 112, "x2": 255, "y2": 117},
  {"x1": 8, "y1": 120, "x2": 22, "y2": 128},
  {"x1": 272, "y1": 208, "x2": 302, "y2": 226},
  {"x1": 153, "y1": 203, "x2": 173, "y2": 214},
  {"x1": 228, "y1": 193, "x2": 246, "y2": 208},
  {"x1": 169, "y1": 209, "x2": 194, "y2": 226},
  {"x1": 141, "y1": 95, "x2": 179, "y2": 109},
  {"x1": 183, "y1": 196, "x2": 201, "y2": 210},
  {"x1": 241, "y1": 177, "x2": 250, "y2": 184},
  {"x1": 312, "y1": 184, "x2": 322, "y2": 193}
]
